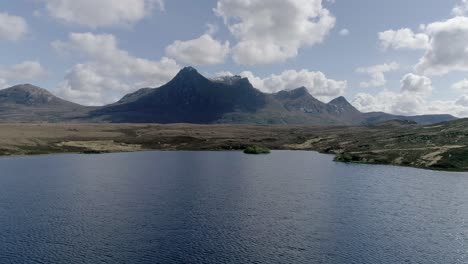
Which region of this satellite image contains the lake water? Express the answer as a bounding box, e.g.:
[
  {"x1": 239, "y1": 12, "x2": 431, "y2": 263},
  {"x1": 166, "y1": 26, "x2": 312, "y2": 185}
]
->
[{"x1": 0, "y1": 151, "x2": 468, "y2": 264}]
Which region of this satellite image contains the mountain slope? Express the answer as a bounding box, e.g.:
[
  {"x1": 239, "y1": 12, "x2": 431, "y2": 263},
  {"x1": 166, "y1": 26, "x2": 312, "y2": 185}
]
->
[
  {"x1": 91, "y1": 67, "x2": 267, "y2": 123},
  {"x1": 0, "y1": 84, "x2": 90, "y2": 122},
  {"x1": 0, "y1": 84, "x2": 77, "y2": 107},
  {"x1": 0, "y1": 69, "x2": 455, "y2": 125},
  {"x1": 89, "y1": 67, "x2": 456, "y2": 125}
]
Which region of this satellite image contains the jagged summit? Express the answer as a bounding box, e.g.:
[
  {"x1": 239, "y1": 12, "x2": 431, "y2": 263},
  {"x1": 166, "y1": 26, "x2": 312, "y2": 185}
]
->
[
  {"x1": 327, "y1": 95, "x2": 362, "y2": 118},
  {"x1": 180, "y1": 66, "x2": 197, "y2": 72},
  {"x1": 328, "y1": 96, "x2": 350, "y2": 106},
  {"x1": 174, "y1": 66, "x2": 204, "y2": 78},
  {"x1": 166, "y1": 66, "x2": 211, "y2": 89},
  {"x1": 292, "y1": 86, "x2": 309, "y2": 94}
]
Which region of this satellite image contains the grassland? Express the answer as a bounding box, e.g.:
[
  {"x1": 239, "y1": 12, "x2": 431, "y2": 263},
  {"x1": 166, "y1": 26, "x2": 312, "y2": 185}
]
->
[{"x1": 0, "y1": 119, "x2": 467, "y2": 171}]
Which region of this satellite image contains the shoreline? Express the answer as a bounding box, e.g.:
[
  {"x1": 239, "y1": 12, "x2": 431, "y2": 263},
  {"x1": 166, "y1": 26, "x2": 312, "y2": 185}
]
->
[
  {"x1": 0, "y1": 146, "x2": 467, "y2": 173},
  {"x1": 0, "y1": 122, "x2": 465, "y2": 172}
]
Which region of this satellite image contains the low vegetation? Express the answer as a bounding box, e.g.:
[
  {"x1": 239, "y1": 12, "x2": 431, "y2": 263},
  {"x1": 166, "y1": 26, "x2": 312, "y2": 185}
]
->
[
  {"x1": 243, "y1": 145, "x2": 271, "y2": 154},
  {"x1": 0, "y1": 120, "x2": 466, "y2": 171}
]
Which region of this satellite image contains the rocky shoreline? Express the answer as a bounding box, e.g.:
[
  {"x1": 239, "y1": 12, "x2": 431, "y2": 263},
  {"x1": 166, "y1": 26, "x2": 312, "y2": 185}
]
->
[{"x1": 0, "y1": 121, "x2": 466, "y2": 172}]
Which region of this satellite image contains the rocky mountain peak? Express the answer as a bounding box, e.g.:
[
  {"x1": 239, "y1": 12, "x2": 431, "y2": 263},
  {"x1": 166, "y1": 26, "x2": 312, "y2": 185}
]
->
[{"x1": 328, "y1": 96, "x2": 350, "y2": 106}]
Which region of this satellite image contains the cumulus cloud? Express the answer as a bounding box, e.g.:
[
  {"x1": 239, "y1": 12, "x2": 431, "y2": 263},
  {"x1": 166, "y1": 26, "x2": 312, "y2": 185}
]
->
[
  {"x1": 352, "y1": 73, "x2": 434, "y2": 116},
  {"x1": 165, "y1": 34, "x2": 230, "y2": 65},
  {"x1": 378, "y1": 28, "x2": 429, "y2": 50},
  {"x1": 41, "y1": 0, "x2": 163, "y2": 28},
  {"x1": 381, "y1": 15, "x2": 468, "y2": 76},
  {"x1": 240, "y1": 69, "x2": 346, "y2": 101},
  {"x1": 400, "y1": 73, "x2": 432, "y2": 95},
  {"x1": 456, "y1": 95, "x2": 468, "y2": 107},
  {"x1": 352, "y1": 73, "x2": 468, "y2": 117},
  {"x1": 452, "y1": 79, "x2": 468, "y2": 92},
  {"x1": 352, "y1": 91, "x2": 455, "y2": 116},
  {"x1": 0, "y1": 79, "x2": 7, "y2": 89},
  {"x1": 356, "y1": 62, "x2": 400, "y2": 88},
  {"x1": 52, "y1": 32, "x2": 180, "y2": 105},
  {"x1": 415, "y1": 17, "x2": 468, "y2": 75},
  {"x1": 0, "y1": 61, "x2": 47, "y2": 86},
  {"x1": 452, "y1": 0, "x2": 468, "y2": 16},
  {"x1": 0, "y1": 12, "x2": 28, "y2": 41},
  {"x1": 453, "y1": 79, "x2": 468, "y2": 109},
  {"x1": 352, "y1": 91, "x2": 422, "y2": 115},
  {"x1": 214, "y1": 0, "x2": 335, "y2": 65},
  {"x1": 213, "y1": 71, "x2": 234, "y2": 77}
]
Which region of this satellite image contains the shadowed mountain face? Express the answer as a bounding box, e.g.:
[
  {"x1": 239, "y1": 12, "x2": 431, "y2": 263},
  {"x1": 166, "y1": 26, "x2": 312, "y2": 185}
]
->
[
  {"x1": 92, "y1": 67, "x2": 267, "y2": 123},
  {"x1": 89, "y1": 67, "x2": 457, "y2": 125}
]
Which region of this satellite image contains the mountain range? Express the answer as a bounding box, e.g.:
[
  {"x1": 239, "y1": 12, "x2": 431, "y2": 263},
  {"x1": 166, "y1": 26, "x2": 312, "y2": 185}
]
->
[{"x1": 0, "y1": 67, "x2": 457, "y2": 125}]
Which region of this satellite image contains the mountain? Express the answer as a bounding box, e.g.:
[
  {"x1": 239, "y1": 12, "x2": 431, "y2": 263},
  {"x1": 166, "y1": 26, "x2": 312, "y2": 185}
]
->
[
  {"x1": 0, "y1": 84, "x2": 90, "y2": 122},
  {"x1": 0, "y1": 84, "x2": 75, "y2": 107},
  {"x1": 0, "y1": 68, "x2": 456, "y2": 125},
  {"x1": 91, "y1": 67, "x2": 267, "y2": 123},
  {"x1": 88, "y1": 67, "x2": 457, "y2": 125}
]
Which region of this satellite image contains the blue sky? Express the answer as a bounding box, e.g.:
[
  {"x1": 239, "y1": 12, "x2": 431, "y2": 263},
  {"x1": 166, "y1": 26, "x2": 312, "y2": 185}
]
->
[{"x1": 0, "y1": 0, "x2": 468, "y2": 117}]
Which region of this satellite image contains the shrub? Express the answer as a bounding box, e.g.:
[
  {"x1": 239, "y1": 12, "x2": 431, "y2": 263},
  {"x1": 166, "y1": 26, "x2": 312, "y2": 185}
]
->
[{"x1": 243, "y1": 145, "x2": 271, "y2": 154}]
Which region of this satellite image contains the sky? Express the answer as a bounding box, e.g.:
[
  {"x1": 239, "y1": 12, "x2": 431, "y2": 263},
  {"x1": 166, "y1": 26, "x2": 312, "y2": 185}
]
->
[{"x1": 1, "y1": 0, "x2": 468, "y2": 117}]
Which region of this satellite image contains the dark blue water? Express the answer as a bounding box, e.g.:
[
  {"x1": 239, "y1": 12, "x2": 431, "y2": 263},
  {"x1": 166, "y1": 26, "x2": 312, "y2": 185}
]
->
[{"x1": 0, "y1": 151, "x2": 468, "y2": 264}]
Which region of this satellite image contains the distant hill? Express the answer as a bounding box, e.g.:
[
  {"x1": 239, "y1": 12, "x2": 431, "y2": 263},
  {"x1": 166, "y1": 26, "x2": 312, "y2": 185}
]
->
[
  {"x1": 89, "y1": 67, "x2": 457, "y2": 125},
  {"x1": 0, "y1": 69, "x2": 457, "y2": 125},
  {"x1": 363, "y1": 112, "x2": 457, "y2": 125},
  {"x1": 0, "y1": 84, "x2": 91, "y2": 122}
]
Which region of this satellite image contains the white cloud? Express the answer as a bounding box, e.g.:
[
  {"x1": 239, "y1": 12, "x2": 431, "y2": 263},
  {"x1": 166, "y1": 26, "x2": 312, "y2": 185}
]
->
[
  {"x1": 0, "y1": 79, "x2": 7, "y2": 89},
  {"x1": 339, "y1": 29, "x2": 350, "y2": 36},
  {"x1": 240, "y1": 69, "x2": 346, "y2": 101},
  {"x1": 352, "y1": 73, "x2": 448, "y2": 116},
  {"x1": 52, "y1": 32, "x2": 180, "y2": 105},
  {"x1": 352, "y1": 72, "x2": 468, "y2": 117},
  {"x1": 400, "y1": 73, "x2": 432, "y2": 95},
  {"x1": 452, "y1": 0, "x2": 468, "y2": 16},
  {"x1": 41, "y1": 0, "x2": 163, "y2": 28},
  {"x1": 356, "y1": 62, "x2": 400, "y2": 88},
  {"x1": 352, "y1": 91, "x2": 468, "y2": 117},
  {"x1": 378, "y1": 28, "x2": 429, "y2": 50},
  {"x1": 214, "y1": 0, "x2": 335, "y2": 65},
  {"x1": 452, "y1": 79, "x2": 468, "y2": 92},
  {"x1": 165, "y1": 34, "x2": 230, "y2": 65},
  {"x1": 205, "y1": 23, "x2": 219, "y2": 35},
  {"x1": 416, "y1": 16, "x2": 468, "y2": 75},
  {"x1": 456, "y1": 95, "x2": 468, "y2": 107},
  {"x1": 0, "y1": 12, "x2": 28, "y2": 41},
  {"x1": 0, "y1": 61, "x2": 47, "y2": 85},
  {"x1": 352, "y1": 91, "x2": 425, "y2": 115},
  {"x1": 213, "y1": 71, "x2": 234, "y2": 77}
]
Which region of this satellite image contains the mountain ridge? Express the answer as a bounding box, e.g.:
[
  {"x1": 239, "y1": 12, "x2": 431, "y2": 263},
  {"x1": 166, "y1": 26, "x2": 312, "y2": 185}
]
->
[
  {"x1": 90, "y1": 67, "x2": 456, "y2": 125},
  {"x1": 0, "y1": 67, "x2": 458, "y2": 125}
]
